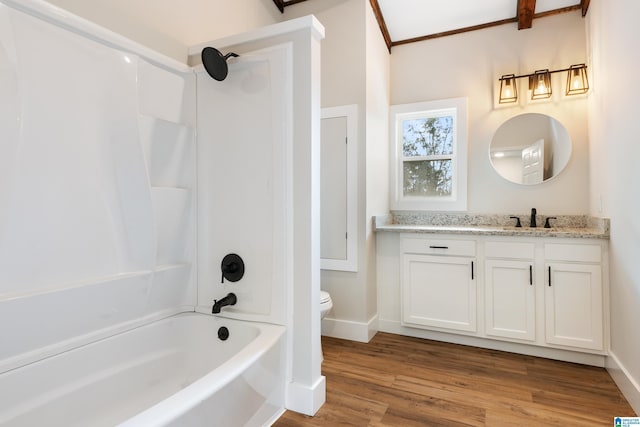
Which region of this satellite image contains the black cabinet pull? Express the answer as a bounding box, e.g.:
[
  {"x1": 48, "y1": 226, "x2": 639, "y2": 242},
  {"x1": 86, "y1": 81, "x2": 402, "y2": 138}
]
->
[
  {"x1": 429, "y1": 245, "x2": 449, "y2": 249},
  {"x1": 529, "y1": 265, "x2": 533, "y2": 285},
  {"x1": 548, "y1": 266, "x2": 552, "y2": 286},
  {"x1": 471, "y1": 261, "x2": 474, "y2": 280}
]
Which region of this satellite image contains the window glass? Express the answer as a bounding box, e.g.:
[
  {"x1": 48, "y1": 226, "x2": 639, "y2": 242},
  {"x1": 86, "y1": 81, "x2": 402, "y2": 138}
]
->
[
  {"x1": 390, "y1": 98, "x2": 467, "y2": 211},
  {"x1": 402, "y1": 116, "x2": 454, "y2": 157},
  {"x1": 403, "y1": 159, "x2": 452, "y2": 196}
]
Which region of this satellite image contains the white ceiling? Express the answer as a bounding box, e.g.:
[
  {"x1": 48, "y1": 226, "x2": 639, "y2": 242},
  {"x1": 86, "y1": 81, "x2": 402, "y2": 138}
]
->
[{"x1": 376, "y1": 0, "x2": 581, "y2": 42}]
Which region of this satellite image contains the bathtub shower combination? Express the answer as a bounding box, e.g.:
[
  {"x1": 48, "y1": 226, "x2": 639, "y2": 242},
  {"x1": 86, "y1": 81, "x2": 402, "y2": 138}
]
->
[
  {"x1": 0, "y1": 0, "x2": 324, "y2": 424},
  {"x1": 0, "y1": 314, "x2": 285, "y2": 426}
]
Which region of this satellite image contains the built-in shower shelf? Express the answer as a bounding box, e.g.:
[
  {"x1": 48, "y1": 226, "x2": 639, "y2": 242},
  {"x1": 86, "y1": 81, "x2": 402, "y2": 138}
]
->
[{"x1": 0, "y1": 270, "x2": 154, "y2": 302}]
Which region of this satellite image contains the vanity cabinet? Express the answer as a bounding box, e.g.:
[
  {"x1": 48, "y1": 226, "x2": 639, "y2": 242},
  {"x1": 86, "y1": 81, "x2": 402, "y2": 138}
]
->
[
  {"x1": 394, "y1": 233, "x2": 608, "y2": 358},
  {"x1": 401, "y1": 237, "x2": 477, "y2": 333},
  {"x1": 484, "y1": 242, "x2": 536, "y2": 341},
  {"x1": 544, "y1": 243, "x2": 604, "y2": 351}
]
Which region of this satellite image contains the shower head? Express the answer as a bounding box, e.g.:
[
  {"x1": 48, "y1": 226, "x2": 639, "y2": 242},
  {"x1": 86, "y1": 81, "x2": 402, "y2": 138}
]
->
[{"x1": 201, "y1": 47, "x2": 239, "y2": 81}]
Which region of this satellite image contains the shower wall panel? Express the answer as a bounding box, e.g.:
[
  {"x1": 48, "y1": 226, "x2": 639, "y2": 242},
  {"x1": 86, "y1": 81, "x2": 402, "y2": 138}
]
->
[
  {"x1": 196, "y1": 44, "x2": 293, "y2": 326},
  {"x1": 0, "y1": 2, "x2": 196, "y2": 373}
]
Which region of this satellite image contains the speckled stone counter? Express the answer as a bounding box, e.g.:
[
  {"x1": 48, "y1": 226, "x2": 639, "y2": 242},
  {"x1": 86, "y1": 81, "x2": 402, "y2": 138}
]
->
[{"x1": 374, "y1": 212, "x2": 610, "y2": 239}]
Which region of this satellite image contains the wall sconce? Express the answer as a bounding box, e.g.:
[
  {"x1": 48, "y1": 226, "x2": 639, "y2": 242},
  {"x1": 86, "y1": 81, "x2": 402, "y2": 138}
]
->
[
  {"x1": 498, "y1": 74, "x2": 518, "y2": 104},
  {"x1": 531, "y1": 69, "x2": 552, "y2": 100},
  {"x1": 498, "y1": 64, "x2": 589, "y2": 103},
  {"x1": 566, "y1": 64, "x2": 589, "y2": 95}
]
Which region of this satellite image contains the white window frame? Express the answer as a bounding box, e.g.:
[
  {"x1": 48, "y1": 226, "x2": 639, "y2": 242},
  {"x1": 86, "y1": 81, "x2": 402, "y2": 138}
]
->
[{"x1": 389, "y1": 97, "x2": 468, "y2": 211}]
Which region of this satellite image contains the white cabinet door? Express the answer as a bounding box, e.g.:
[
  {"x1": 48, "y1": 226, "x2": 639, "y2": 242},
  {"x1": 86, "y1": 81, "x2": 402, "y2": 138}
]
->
[
  {"x1": 485, "y1": 259, "x2": 536, "y2": 341},
  {"x1": 402, "y1": 253, "x2": 477, "y2": 332},
  {"x1": 544, "y1": 262, "x2": 603, "y2": 350}
]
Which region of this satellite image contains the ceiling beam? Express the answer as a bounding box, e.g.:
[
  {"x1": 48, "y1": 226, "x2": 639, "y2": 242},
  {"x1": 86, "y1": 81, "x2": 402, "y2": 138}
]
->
[
  {"x1": 277, "y1": 1, "x2": 584, "y2": 51},
  {"x1": 272, "y1": 0, "x2": 309, "y2": 13},
  {"x1": 534, "y1": 5, "x2": 581, "y2": 19},
  {"x1": 392, "y1": 17, "x2": 517, "y2": 47},
  {"x1": 370, "y1": 0, "x2": 392, "y2": 53},
  {"x1": 391, "y1": 5, "x2": 581, "y2": 48},
  {"x1": 517, "y1": 0, "x2": 536, "y2": 30},
  {"x1": 283, "y1": 0, "x2": 311, "y2": 6},
  {"x1": 272, "y1": 0, "x2": 284, "y2": 13}
]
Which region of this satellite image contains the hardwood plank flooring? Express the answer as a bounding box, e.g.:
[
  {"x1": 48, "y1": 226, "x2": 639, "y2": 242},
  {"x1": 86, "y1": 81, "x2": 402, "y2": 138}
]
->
[{"x1": 274, "y1": 333, "x2": 636, "y2": 426}]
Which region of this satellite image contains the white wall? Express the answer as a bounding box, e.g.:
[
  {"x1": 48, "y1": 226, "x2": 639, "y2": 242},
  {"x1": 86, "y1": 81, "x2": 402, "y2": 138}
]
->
[
  {"x1": 285, "y1": 0, "x2": 367, "y2": 330},
  {"x1": 587, "y1": 0, "x2": 640, "y2": 413},
  {"x1": 391, "y1": 12, "x2": 590, "y2": 214},
  {"x1": 43, "y1": 0, "x2": 281, "y2": 62},
  {"x1": 284, "y1": 0, "x2": 389, "y2": 341},
  {"x1": 364, "y1": 3, "x2": 390, "y2": 322}
]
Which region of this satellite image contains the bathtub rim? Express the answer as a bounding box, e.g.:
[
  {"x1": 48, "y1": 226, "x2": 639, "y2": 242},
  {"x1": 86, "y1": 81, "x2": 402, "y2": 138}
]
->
[
  {"x1": 0, "y1": 310, "x2": 286, "y2": 426},
  {"x1": 117, "y1": 311, "x2": 286, "y2": 427}
]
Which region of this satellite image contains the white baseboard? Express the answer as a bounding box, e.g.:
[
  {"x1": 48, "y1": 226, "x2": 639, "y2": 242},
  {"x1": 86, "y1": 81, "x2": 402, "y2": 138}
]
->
[
  {"x1": 321, "y1": 314, "x2": 378, "y2": 343},
  {"x1": 607, "y1": 351, "x2": 640, "y2": 415},
  {"x1": 285, "y1": 375, "x2": 326, "y2": 416}
]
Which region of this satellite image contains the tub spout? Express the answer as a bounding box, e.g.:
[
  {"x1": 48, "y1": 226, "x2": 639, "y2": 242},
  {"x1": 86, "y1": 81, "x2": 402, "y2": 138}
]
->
[{"x1": 212, "y1": 293, "x2": 237, "y2": 314}]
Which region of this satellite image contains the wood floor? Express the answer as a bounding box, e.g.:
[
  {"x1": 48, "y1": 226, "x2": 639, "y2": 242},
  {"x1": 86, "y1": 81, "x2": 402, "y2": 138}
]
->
[{"x1": 274, "y1": 333, "x2": 636, "y2": 426}]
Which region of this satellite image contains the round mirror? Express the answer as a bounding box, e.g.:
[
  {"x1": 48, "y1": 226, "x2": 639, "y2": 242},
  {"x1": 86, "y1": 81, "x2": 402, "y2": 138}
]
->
[{"x1": 490, "y1": 113, "x2": 571, "y2": 185}]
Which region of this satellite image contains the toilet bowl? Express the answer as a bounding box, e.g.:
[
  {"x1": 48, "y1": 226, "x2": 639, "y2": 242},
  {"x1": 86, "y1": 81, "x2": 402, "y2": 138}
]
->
[
  {"x1": 320, "y1": 290, "x2": 333, "y2": 319},
  {"x1": 319, "y1": 290, "x2": 333, "y2": 361}
]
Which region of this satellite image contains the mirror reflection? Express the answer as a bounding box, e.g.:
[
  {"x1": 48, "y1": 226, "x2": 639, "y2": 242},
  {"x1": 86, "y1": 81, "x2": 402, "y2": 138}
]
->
[{"x1": 490, "y1": 113, "x2": 571, "y2": 185}]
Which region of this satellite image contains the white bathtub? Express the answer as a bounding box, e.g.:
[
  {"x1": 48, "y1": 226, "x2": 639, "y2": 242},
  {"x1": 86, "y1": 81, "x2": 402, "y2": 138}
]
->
[{"x1": 0, "y1": 312, "x2": 286, "y2": 426}]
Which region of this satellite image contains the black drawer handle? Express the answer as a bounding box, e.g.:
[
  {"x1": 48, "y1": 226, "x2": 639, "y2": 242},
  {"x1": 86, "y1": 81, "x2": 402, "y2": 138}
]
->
[
  {"x1": 429, "y1": 245, "x2": 449, "y2": 249},
  {"x1": 529, "y1": 265, "x2": 533, "y2": 285},
  {"x1": 548, "y1": 266, "x2": 552, "y2": 287},
  {"x1": 471, "y1": 261, "x2": 474, "y2": 280}
]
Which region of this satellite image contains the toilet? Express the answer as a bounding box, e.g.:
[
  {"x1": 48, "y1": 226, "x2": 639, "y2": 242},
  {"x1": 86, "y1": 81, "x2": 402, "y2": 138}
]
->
[
  {"x1": 320, "y1": 290, "x2": 333, "y2": 320},
  {"x1": 319, "y1": 290, "x2": 333, "y2": 361}
]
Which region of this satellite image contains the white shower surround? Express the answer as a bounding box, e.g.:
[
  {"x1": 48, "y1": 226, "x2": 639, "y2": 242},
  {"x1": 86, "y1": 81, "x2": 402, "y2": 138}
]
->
[{"x1": 0, "y1": 0, "x2": 325, "y2": 421}]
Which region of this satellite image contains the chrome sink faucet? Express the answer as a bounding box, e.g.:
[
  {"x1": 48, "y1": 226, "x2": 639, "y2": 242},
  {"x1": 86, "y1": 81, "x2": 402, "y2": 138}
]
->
[{"x1": 530, "y1": 208, "x2": 537, "y2": 228}]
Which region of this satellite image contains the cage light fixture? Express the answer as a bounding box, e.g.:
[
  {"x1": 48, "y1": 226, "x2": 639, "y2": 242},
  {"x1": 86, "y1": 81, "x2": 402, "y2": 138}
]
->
[
  {"x1": 498, "y1": 74, "x2": 518, "y2": 104},
  {"x1": 497, "y1": 64, "x2": 589, "y2": 103},
  {"x1": 566, "y1": 63, "x2": 589, "y2": 95},
  {"x1": 531, "y1": 69, "x2": 552, "y2": 100}
]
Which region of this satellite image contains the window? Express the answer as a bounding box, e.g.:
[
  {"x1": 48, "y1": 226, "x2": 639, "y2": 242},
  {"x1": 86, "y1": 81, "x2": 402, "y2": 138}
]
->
[{"x1": 390, "y1": 97, "x2": 467, "y2": 211}]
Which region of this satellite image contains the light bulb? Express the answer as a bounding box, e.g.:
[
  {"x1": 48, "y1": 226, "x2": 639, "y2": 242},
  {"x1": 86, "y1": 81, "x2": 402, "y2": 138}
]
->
[
  {"x1": 536, "y1": 75, "x2": 547, "y2": 93},
  {"x1": 531, "y1": 70, "x2": 552, "y2": 99},
  {"x1": 571, "y1": 70, "x2": 582, "y2": 90}
]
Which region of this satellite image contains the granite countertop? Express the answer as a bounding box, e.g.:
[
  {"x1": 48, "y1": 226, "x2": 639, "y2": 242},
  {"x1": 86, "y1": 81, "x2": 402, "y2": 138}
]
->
[{"x1": 374, "y1": 212, "x2": 610, "y2": 240}]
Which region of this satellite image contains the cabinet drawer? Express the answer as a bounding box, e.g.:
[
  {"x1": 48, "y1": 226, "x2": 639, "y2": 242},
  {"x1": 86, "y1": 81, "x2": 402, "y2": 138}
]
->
[
  {"x1": 401, "y1": 236, "x2": 476, "y2": 257},
  {"x1": 545, "y1": 243, "x2": 601, "y2": 263},
  {"x1": 485, "y1": 241, "x2": 535, "y2": 259}
]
